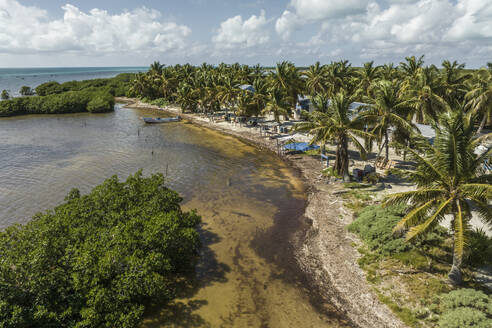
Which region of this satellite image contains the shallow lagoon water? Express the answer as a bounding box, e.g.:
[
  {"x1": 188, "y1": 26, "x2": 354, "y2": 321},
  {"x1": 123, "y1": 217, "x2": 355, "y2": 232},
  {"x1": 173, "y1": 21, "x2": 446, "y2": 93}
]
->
[{"x1": 0, "y1": 105, "x2": 348, "y2": 327}]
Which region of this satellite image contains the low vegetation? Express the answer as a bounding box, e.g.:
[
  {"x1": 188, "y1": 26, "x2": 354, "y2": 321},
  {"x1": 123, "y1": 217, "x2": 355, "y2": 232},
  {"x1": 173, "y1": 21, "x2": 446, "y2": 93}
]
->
[
  {"x1": 349, "y1": 204, "x2": 491, "y2": 327},
  {"x1": 0, "y1": 90, "x2": 115, "y2": 116},
  {"x1": 0, "y1": 73, "x2": 134, "y2": 117},
  {"x1": 35, "y1": 73, "x2": 134, "y2": 97},
  {"x1": 0, "y1": 171, "x2": 201, "y2": 328}
]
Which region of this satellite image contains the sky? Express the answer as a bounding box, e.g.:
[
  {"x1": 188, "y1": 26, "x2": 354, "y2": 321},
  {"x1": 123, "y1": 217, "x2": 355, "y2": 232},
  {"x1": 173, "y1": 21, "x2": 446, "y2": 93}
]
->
[{"x1": 0, "y1": 0, "x2": 491, "y2": 68}]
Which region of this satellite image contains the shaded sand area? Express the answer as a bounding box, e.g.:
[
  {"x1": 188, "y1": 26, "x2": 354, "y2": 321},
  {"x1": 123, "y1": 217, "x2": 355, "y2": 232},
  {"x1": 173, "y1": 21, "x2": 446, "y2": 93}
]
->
[{"x1": 119, "y1": 98, "x2": 407, "y2": 328}]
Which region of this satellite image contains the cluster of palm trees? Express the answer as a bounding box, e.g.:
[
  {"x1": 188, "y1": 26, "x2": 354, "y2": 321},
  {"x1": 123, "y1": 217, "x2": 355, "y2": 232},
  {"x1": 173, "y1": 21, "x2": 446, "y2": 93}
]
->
[
  {"x1": 130, "y1": 58, "x2": 491, "y2": 175},
  {"x1": 130, "y1": 58, "x2": 491, "y2": 284}
]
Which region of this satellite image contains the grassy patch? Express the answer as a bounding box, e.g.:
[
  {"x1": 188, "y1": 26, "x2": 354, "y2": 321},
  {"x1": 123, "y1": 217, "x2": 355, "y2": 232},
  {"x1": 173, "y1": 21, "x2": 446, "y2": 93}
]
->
[
  {"x1": 347, "y1": 204, "x2": 491, "y2": 327},
  {"x1": 374, "y1": 289, "x2": 420, "y2": 328}
]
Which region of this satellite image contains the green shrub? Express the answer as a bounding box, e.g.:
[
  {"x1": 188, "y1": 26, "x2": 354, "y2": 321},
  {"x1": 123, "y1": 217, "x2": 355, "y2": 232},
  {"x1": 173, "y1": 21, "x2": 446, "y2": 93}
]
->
[
  {"x1": 19, "y1": 86, "x2": 34, "y2": 96},
  {"x1": 1, "y1": 89, "x2": 10, "y2": 100},
  {"x1": 149, "y1": 98, "x2": 170, "y2": 107},
  {"x1": 348, "y1": 204, "x2": 447, "y2": 256},
  {"x1": 87, "y1": 93, "x2": 115, "y2": 113},
  {"x1": 0, "y1": 171, "x2": 201, "y2": 328},
  {"x1": 348, "y1": 204, "x2": 411, "y2": 255},
  {"x1": 35, "y1": 81, "x2": 63, "y2": 96},
  {"x1": 434, "y1": 289, "x2": 492, "y2": 328},
  {"x1": 0, "y1": 90, "x2": 114, "y2": 116},
  {"x1": 34, "y1": 74, "x2": 133, "y2": 97},
  {"x1": 465, "y1": 228, "x2": 492, "y2": 267}
]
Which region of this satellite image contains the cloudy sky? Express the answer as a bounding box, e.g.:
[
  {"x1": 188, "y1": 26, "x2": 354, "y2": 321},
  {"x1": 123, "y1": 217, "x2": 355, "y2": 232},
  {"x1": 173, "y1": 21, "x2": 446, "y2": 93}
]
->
[{"x1": 0, "y1": 0, "x2": 491, "y2": 67}]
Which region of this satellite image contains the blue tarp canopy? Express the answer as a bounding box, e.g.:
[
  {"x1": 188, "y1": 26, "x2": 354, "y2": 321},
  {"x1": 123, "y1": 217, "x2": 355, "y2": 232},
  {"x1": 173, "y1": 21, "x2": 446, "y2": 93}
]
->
[{"x1": 283, "y1": 142, "x2": 320, "y2": 152}]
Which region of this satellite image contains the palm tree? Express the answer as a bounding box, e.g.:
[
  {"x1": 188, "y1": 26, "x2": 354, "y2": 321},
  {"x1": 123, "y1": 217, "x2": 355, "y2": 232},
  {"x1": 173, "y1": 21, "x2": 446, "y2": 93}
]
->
[
  {"x1": 385, "y1": 110, "x2": 492, "y2": 285},
  {"x1": 465, "y1": 69, "x2": 492, "y2": 134},
  {"x1": 326, "y1": 60, "x2": 356, "y2": 95},
  {"x1": 439, "y1": 60, "x2": 471, "y2": 106},
  {"x1": 311, "y1": 92, "x2": 330, "y2": 113},
  {"x1": 217, "y1": 76, "x2": 240, "y2": 112},
  {"x1": 295, "y1": 92, "x2": 371, "y2": 178},
  {"x1": 251, "y1": 77, "x2": 268, "y2": 117},
  {"x1": 175, "y1": 83, "x2": 198, "y2": 113},
  {"x1": 360, "y1": 80, "x2": 415, "y2": 161},
  {"x1": 399, "y1": 55, "x2": 425, "y2": 78},
  {"x1": 303, "y1": 61, "x2": 327, "y2": 96},
  {"x1": 150, "y1": 61, "x2": 165, "y2": 76},
  {"x1": 269, "y1": 61, "x2": 305, "y2": 118},
  {"x1": 381, "y1": 63, "x2": 399, "y2": 81},
  {"x1": 262, "y1": 87, "x2": 290, "y2": 123},
  {"x1": 355, "y1": 61, "x2": 381, "y2": 98},
  {"x1": 403, "y1": 66, "x2": 449, "y2": 124},
  {"x1": 236, "y1": 91, "x2": 254, "y2": 116}
]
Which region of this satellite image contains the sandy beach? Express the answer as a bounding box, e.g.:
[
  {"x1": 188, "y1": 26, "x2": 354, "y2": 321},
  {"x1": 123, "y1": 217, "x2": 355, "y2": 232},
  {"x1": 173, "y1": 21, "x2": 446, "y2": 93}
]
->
[{"x1": 116, "y1": 97, "x2": 408, "y2": 328}]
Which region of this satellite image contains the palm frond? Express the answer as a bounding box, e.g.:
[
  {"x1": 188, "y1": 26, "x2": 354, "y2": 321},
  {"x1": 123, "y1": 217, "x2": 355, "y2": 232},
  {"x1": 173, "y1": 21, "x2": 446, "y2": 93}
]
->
[{"x1": 406, "y1": 198, "x2": 453, "y2": 240}]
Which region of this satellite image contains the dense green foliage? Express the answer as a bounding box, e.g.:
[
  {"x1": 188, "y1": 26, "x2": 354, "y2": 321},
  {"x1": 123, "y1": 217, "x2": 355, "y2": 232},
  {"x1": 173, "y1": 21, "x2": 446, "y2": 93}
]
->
[
  {"x1": 0, "y1": 171, "x2": 201, "y2": 328},
  {"x1": 348, "y1": 204, "x2": 447, "y2": 256},
  {"x1": 19, "y1": 86, "x2": 34, "y2": 96},
  {"x1": 432, "y1": 289, "x2": 492, "y2": 328},
  {"x1": 0, "y1": 90, "x2": 114, "y2": 116},
  {"x1": 87, "y1": 92, "x2": 115, "y2": 113},
  {"x1": 1, "y1": 89, "x2": 10, "y2": 100},
  {"x1": 35, "y1": 73, "x2": 134, "y2": 97}
]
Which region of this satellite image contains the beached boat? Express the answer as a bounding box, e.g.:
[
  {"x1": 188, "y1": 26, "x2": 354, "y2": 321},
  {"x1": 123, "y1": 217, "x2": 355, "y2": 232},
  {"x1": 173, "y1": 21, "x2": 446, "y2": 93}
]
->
[{"x1": 142, "y1": 116, "x2": 181, "y2": 124}]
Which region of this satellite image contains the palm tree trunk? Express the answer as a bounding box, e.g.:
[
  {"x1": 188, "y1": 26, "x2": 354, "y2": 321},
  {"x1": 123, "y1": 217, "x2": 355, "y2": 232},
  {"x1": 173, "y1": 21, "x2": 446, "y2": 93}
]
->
[
  {"x1": 334, "y1": 135, "x2": 349, "y2": 180},
  {"x1": 385, "y1": 129, "x2": 389, "y2": 161},
  {"x1": 476, "y1": 113, "x2": 487, "y2": 135},
  {"x1": 448, "y1": 251, "x2": 463, "y2": 285}
]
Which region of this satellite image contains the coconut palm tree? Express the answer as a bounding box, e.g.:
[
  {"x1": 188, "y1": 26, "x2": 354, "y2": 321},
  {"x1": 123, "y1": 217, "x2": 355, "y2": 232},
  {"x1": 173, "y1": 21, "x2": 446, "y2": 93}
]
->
[
  {"x1": 381, "y1": 63, "x2": 399, "y2": 81},
  {"x1": 311, "y1": 92, "x2": 330, "y2": 113},
  {"x1": 355, "y1": 61, "x2": 381, "y2": 98},
  {"x1": 465, "y1": 69, "x2": 492, "y2": 134},
  {"x1": 403, "y1": 66, "x2": 450, "y2": 124},
  {"x1": 439, "y1": 60, "x2": 471, "y2": 106},
  {"x1": 175, "y1": 83, "x2": 198, "y2": 113},
  {"x1": 295, "y1": 92, "x2": 372, "y2": 178},
  {"x1": 303, "y1": 61, "x2": 327, "y2": 96},
  {"x1": 359, "y1": 80, "x2": 415, "y2": 161},
  {"x1": 262, "y1": 87, "x2": 290, "y2": 123},
  {"x1": 217, "y1": 76, "x2": 240, "y2": 112},
  {"x1": 326, "y1": 60, "x2": 356, "y2": 95},
  {"x1": 251, "y1": 77, "x2": 268, "y2": 117},
  {"x1": 399, "y1": 55, "x2": 425, "y2": 79},
  {"x1": 269, "y1": 61, "x2": 305, "y2": 118},
  {"x1": 150, "y1": 61, "x2": 165, "y2": 76},
  {"x1": 385, "y1": 110, "x2": 492, "y2": 285}
]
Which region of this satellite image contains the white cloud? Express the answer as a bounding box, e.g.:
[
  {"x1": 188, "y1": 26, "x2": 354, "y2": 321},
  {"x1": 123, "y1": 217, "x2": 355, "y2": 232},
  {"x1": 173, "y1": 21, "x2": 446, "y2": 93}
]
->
[
  {"x1": 276, "y1": 0, "x2": 370, "y2": 40},
  {"x1": 445, "y1": 0, "x2": 492, "y2": 41},
  {"x1": 275, "y1": 10, "x2": 301, "y2": 40},
  {"x1": 274, "y1": 0, "x2": 492, "y2": 66},
  {"x1": 0, "y1": 0, "x2": 191, "y2": 55},
  {"x1": 290, "y1": 0, "x2": 370, "y2": 21},
  {"x1": 213, "y1": 10, "x2": 269, "y2": 49}
]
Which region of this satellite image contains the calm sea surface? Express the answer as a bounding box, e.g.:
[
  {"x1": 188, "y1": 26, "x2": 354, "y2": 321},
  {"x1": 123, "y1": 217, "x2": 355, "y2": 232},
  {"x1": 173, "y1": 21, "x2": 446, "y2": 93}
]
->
[
  {"x1": 0, "y1": 105, "x2": 348, "y2": 327},
  {"x1": 0, "y1": 67, "x2": 146, "y2": 96}
]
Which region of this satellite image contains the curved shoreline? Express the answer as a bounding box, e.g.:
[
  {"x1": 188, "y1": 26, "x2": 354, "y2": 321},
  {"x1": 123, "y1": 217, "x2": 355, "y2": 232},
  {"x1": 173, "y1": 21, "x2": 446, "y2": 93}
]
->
[{"x1": 117, "y1": 97, "x2": 407, "y2": 328}]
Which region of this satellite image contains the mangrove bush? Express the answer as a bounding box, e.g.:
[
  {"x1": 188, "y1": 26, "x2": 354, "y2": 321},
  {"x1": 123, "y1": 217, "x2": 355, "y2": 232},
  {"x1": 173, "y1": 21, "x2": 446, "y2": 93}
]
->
[{"x1": 0, "y1": 171, "x2": 201, "y2": 328}]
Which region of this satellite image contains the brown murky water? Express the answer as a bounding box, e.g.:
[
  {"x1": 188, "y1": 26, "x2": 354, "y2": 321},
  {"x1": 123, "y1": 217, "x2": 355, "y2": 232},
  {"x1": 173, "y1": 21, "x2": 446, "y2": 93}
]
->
[{"x1": 0, "y1": 105, "x2": 349, "y2": 327}]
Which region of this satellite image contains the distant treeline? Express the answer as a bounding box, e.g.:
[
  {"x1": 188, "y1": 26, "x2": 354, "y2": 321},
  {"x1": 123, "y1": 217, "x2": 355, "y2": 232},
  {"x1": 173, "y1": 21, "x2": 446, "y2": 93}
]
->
[{"x1": 0, "y1": 73, "x2": 134, "y2": 117}]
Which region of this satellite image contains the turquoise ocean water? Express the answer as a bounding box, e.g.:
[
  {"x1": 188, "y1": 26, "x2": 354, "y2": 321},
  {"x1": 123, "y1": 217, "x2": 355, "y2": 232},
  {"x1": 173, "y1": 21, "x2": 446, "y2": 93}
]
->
[{"x1": 0, "y1": 67, "x2": 146, "y2": 97}]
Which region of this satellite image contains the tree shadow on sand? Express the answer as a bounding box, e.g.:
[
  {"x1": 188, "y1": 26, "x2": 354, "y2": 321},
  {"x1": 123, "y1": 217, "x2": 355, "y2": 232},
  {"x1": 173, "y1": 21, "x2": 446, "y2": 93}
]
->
[{"x1": 143, "y1": 225, "x2": 229, "y2": 327}]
